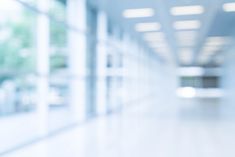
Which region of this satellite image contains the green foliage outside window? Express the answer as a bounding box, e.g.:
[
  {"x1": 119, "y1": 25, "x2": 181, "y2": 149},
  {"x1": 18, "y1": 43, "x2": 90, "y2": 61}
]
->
[
  {"x1": 0, "y1": 10, "x2": 36, "y2": 73},
  {"x1": 50, "y1": 0, "x2": 68, "y2": 71}
]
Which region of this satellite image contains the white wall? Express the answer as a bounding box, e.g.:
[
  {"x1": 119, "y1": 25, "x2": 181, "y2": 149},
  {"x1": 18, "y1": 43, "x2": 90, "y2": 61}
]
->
[{"x1": 221, "y1": 46, "x2": 235, "y2": 119}]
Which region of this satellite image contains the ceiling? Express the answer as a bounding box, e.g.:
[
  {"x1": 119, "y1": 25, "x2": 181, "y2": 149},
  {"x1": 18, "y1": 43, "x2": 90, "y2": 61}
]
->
[{"x1": 90, "y1": 0, "x2": 235, "y2": 67}]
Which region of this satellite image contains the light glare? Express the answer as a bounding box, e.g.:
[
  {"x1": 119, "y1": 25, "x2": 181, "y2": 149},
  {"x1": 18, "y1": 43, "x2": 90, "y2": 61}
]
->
[
  {"x1": 171, "y1": 5, "x2": 204, "y2": 16},
  {"x1": 144, "y1": 32, "x2": 165, "y2": 42},
  {"x1": 177, "y1": 87, "x2": 196, "y2": 98},
  {"x1": 223, "y1": 3, "x2": 235, "y2": 12},
  {"x1": 135, "y1": 22, "x2": 161, "y2": 32},
  {"x1": 123, "y1": 8, "x2": 154, "y2": 18},
  {"x1": 174, "y1": 20, "x2": 201, "y2": 30}
]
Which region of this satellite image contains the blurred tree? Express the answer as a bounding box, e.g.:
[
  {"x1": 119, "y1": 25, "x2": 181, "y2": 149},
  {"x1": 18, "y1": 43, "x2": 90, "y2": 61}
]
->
[
  {"x1": 0, "y1": 10, "x2": 36, "y2": 73},
  {"x1": 50, "y1": 21, "x2": 67, "y2": 47},
  {"x1": 50, "y1": 0, "x2": 67, "y2": 71}
]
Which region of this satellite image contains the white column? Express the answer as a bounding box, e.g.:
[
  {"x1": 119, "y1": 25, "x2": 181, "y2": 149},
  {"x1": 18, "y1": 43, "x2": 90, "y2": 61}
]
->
[
  {"x1": 36, "y1": 0, "x2": 50, "y2": 136},
  {"x1": 96, "y1": 11, "x2": 108, "y2": 115},
  {"x1": 122, "y1": 35, "x2": 132, "y2": 104},
  {"x1": 67, "y1": 0, "x2": 87, "y2": 122}
]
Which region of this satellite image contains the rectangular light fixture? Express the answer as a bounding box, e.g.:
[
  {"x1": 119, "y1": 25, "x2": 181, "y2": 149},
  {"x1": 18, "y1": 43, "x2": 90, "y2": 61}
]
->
[
  {"x1": 197, "y1": 54, "x2": 211, "y2": 65},
  {"x1": 171, "y1": 5, "x2": 204, "y2": 16},
  {"x1": 135, "y1": 22, "x2": 161, "y2": 32},
  {"x1": 156, "y1": 46, "x2": 170, "y2": 53},
  {"x1": 223, "y1": 3, "x2": 235, "y2": 12},
  {"x1": 176, "y1": 31, "x2": 197, "y2": 46},
  {"x1": 174, "y1": 20, "x2": 201, "y2": 30},
  {"x1": 149, "y1": 42, "x2": 167, "y2": 48},
  {"x1": 143, "y1": 32, "x2": 165, "y2": 42},
  {"x1": 206, "y1": 36, "x2": 230, "y2": 46},
  {"x1": 123, "y1": 8, "x2": 154, "y2": 18},
  {"x1": 176, "y1": 31, "x2": 197, "y2": 39},
  {"x1": 202, "y1": 46, "x2": 220, "y2": 54}
]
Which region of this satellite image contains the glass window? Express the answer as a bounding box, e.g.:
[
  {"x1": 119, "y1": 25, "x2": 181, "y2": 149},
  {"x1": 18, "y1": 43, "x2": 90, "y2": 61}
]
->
[
  {"x1": 0, "y1": 0, "x2": 37, "y2": 116},
  {"x1": 19, "y1": 0, "x2": 37, "y2": 7},
  {"x1": 180, "y1": 76, "x2": 220, "y2": 88},
  {"x1": 202, "y1": 76, "x2": 219, "y2": 88},
  {"x1": 49, "y1": 0, "x2": 67, "y2": 22},
  {"x1": 180, "y1": 76, "x2": 201, "y2": 88},
  {"x1": 48, "y1": 0, "x2": 68, "y2": 109}
]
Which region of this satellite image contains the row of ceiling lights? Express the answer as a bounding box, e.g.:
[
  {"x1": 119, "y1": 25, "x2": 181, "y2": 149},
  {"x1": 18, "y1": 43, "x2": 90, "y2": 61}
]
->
[
  {"x1": 197, "y1": 37, "x2": 231, "y2": 65},
  {"x1": 122, "y1": 5, "x2": 205, "y2": 62},
  {"x1": 122, "y1": 5, "x2": 205, "y2": 31},
  {"x1": 122, "y1": 2, "x2": 235, "y2": 65},
  {"x1": 123, "y1": 2, "x2": 235, "y2": 19},
  {"x1": 172, "y1": 6, "x2": 204, "y2": 64}
]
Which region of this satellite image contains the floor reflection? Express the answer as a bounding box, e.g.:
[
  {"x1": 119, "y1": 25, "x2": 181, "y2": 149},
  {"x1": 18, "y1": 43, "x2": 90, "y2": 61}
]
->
[{"x1": 3, "y1": 97, "x2": 235, "y2": 157}]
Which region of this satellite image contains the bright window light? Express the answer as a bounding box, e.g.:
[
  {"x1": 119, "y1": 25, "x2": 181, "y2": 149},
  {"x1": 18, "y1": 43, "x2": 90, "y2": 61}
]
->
[
  {"x1": 171, "y1": 5, "x2": 204, "y2": 16},
  {"x1": 123, "y1": 8, "x2": 154, "y2": 18},
  {"x1": 223, "y1": 3, "x2": 235, "y2": 12},
  {"x1": 0, "y1": 0, "x2": 21, "y2": 11},
  {"x1": 174, "y1": 20, "x2": 201, "y2": 30},
  {"x1": 135, "y1": 22, "x2": 161, "y2": 32}
]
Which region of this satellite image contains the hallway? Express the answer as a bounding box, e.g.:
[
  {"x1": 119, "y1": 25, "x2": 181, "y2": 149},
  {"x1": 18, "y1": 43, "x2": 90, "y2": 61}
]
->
[
  {"x1": 1, "y1": 0, "x2": 235, "y2": 156},
  {"x1": 3, "y1": 97, "x2": 235, "y2": 157}
]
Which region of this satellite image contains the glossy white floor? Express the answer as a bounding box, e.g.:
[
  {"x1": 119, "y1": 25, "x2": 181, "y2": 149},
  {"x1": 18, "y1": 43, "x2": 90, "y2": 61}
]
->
[{"x1": 2, "y1": 97, "x2": 235, "y2": 157}]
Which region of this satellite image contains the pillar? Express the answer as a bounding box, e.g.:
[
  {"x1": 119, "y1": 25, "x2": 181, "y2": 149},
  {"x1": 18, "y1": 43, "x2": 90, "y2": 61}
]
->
[
  {"x1": 36, "y1": 0, "x2": 50, "y2": 136},
  {"x1": 96, "y1": 11, "x2": 108, "y2": 115},
  {"x1": 67, "y1": 0, "x2": 87, "y2": 122}
]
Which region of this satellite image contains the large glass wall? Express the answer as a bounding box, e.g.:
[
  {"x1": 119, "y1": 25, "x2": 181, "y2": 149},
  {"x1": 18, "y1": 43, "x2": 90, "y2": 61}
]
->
[
  {"x1": 99, "y1": 21, "x2": 124, "y2": 113},
  {"x1": 0, "y1": 0, "x2": 70, "y2": 118},
  {"x1": 49, "y1": 0, "x2": 69, "y2": 109},
  {"x1": 0, "y1": 0, "x2": 159, "y2": 154},
  {"x1": 180, "y1": 76, "x2": 220, "y2": 88},
  {"x1": 86, "y1": 5, "x2": 97, "y2": 116},
  {"x1": 0, "y1": 0, "x2": 37, "y2": 116}
]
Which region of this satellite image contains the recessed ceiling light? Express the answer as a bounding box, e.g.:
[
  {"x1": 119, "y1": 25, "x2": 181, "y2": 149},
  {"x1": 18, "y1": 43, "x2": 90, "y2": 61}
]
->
[
  {"x1": 171, "y1": 5, "x2": 204, "y2": 16},
  {"x1": 197, "y1": 37, "x2": 228, "y2": 65},
  {"x1": 123, "y1": 8, "x2": 154, "y2": 18},
  {"x1": 176, "y1": 31, "x2": 197, "y2": 40},
  {"x1": 173, "y1": 20, "x2": 201, "y2": 30},
  {"x1": 176, "y1": 31, "x2": 197, "y2": 46},
  {"x1": 206, "y1": 36, "x2": 230, "y2": 46},
  {"x1": 149, "y1": 42, "x2": 167, "y2": 48},
  {"x1": 202, "y1": 46, "x2": 221, "y2": 54},
  {"x1": 178, "y1": 40, "x2": 196, "y2": 47},
  {"x1": 135, "y1": 22, "x2": 161, "y2": 32},
  {"x1": 223, "y1": 3, "x2": 235, "y2": 12},
  {"x1": 156, "y1": 46, "x2": 170, "y2": 52},
  {"x1": 143, "y1": 32, "x2": 165, "y2": 42}
]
